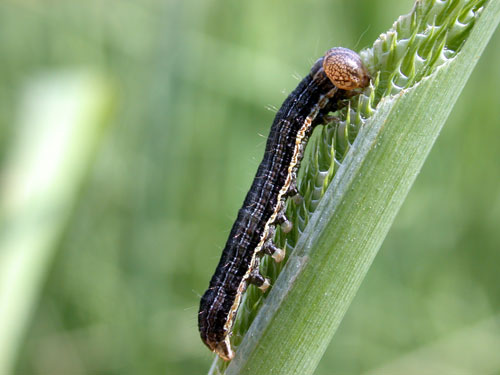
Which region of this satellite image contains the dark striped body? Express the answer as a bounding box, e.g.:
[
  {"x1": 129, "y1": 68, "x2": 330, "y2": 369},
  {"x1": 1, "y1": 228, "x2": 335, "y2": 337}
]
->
[{"x1": 198, "y1": 58, "x2": 350, "y2": 360}]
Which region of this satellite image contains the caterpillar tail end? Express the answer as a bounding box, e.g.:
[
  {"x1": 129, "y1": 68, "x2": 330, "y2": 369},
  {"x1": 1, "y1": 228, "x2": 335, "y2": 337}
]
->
[{"x1": 214, "y1": 337, "x2": 235, "y2": 361}]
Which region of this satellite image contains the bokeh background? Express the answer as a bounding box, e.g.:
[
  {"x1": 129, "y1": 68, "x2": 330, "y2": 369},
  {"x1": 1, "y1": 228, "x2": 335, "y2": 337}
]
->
[{"x1": 1, "y1": 0, "x2": 499, "y2": 374}]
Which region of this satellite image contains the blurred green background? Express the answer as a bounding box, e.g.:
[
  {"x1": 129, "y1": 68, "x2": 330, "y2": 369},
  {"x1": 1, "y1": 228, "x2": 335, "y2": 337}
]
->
[{"x1": 0, "y1": 0, "x2": 499, "y2": 374}]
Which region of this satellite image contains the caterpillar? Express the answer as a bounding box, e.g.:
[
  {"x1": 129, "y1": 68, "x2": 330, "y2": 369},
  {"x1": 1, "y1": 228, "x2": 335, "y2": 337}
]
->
[{"x1": 198, "y1": 47, "x2": 370, "y2": 361}]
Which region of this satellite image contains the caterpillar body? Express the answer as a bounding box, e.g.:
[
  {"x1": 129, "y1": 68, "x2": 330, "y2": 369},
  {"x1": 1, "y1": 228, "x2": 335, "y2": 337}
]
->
[{"x1": 198, "y1": 47, "x2": 370, "y2": 361}]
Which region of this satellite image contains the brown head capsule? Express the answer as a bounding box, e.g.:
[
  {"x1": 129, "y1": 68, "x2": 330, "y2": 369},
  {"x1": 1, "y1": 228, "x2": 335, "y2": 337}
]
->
[{"x1": 323, "y1": 47, "x2": 370, "y2": 90}]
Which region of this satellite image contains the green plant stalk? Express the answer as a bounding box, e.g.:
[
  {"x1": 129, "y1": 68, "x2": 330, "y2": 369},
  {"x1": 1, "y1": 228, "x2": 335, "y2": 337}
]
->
[{"x1": 212, "y1": 1, "x2": 500, "y2": 374}]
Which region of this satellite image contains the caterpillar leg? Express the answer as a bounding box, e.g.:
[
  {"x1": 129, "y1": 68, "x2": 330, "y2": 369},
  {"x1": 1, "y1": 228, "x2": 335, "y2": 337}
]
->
[
  {"x1": 285, "y1": 180, "x2": 299, "y2": 198},
  {"x1": 276, "y1": 212, "x2": 292, "y2": 233},
  {"x1": 322, "y1": 114, "x2": 342, "y2": 124},
  {"x1": 248, "y1": 271, "x2": 270, "y2": 292},
  {"x1": 263, "y1": 240, "x2": 286, "y2": 263},
  {"x1": 286, "y1": 180, "x2": 303, "y2": 205}
]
